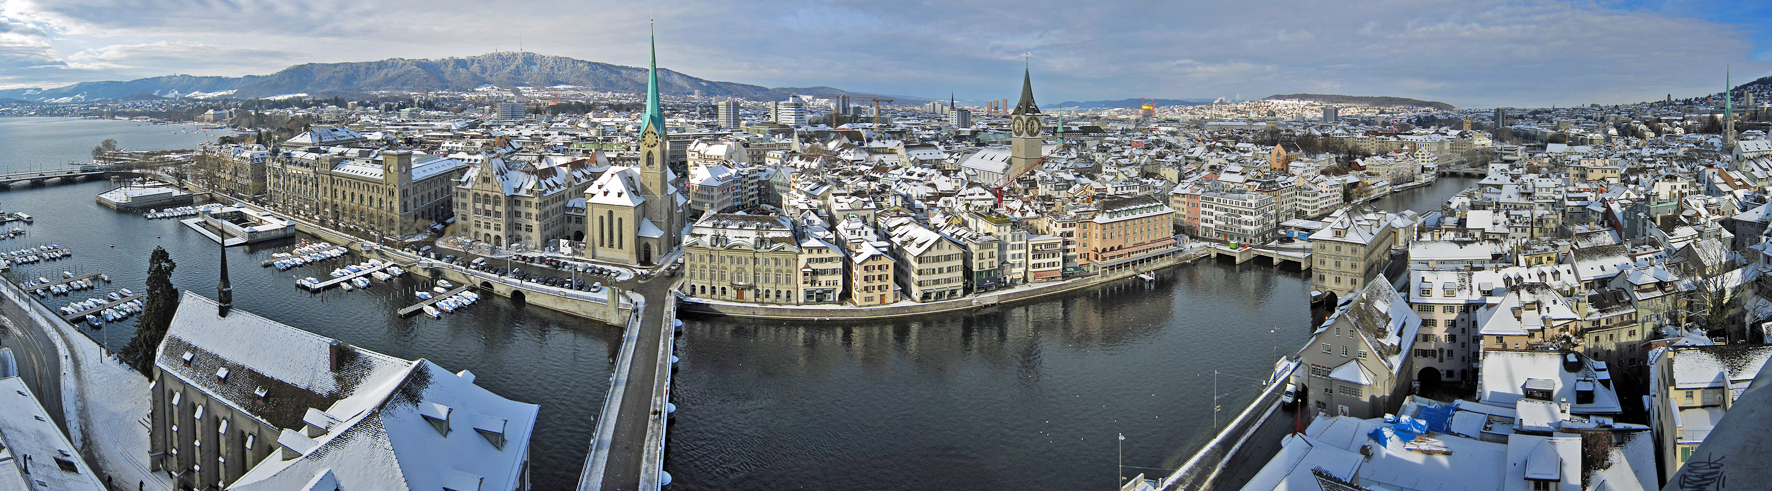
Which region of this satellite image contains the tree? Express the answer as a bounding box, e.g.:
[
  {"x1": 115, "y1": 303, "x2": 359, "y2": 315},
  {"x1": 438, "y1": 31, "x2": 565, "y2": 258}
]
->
[
  {"x1": 1295, "y1": 131, "x2": 1321, "y2": 156},
  {"x1": 1692, "y1": 274, "x2": 1742, "y2": 341},
  {"x1": 121, "y1": 247, "x2": 179, "y2": 375},
  {"x1": 91, "y1": 138, "x2": 120, "y2": 163}
]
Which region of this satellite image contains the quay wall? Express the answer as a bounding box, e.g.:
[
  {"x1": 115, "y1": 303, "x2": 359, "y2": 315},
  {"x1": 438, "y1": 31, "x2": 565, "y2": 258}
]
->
[{"x1": 680, "y1": 247, "x2": 1221, "y2": 320}]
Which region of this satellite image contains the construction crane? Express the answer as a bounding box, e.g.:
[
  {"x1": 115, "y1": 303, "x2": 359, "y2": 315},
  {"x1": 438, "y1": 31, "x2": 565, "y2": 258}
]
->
[{"x1": 866, "y1": 97, "x2": 894, "y2": 130}]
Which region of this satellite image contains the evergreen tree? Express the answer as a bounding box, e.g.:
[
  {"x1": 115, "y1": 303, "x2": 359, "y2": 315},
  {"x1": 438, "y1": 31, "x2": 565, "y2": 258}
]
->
[{"x1": 120, "y1": 247, "x2": 179, "y2": 375}]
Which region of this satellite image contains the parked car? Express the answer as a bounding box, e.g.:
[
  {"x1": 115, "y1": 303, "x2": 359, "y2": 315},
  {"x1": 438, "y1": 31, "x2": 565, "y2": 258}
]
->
[{"x1": 1281, "y1": 383, "x2": 1298, "y2": 406}]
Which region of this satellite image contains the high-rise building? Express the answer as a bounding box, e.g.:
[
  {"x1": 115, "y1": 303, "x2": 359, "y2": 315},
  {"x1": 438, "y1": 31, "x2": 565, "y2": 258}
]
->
[
  {"x1": 835, "y1": 96, "x2": 852, "y2": 125},
  {"x1": 776, "y1": 95, "x2": 807, "y2": 127},
  {"x1": 1493, "y1": 108, "x2": 1507, "y2": 128},
  {"x1": 949, "y1": 108, "x2": 972, "y2": 128},
  {"x1": 495, "y1": 101, "x2": 526, "y2": 121},
  {"x1": 1322, "y1": 106, "x2": 1339, "y2": 123},
  {"x1": 717, "y1": 100, "x2": 740, "y2": 128}
]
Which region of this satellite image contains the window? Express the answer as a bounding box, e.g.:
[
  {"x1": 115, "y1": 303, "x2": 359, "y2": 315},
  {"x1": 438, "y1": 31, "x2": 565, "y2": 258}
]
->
[
  {"x1": 1321, "y1": 343, "x2": 1331, "y2": 354},
  {"x1": 1418, "y1": 304, "x2": 1436, "y2": 313},
  {"x1": 1443, "y1": 305, "x2": 1456, "y2": 313},
  {"x1": 1341, "y1": 346, "x2": 1349, "y2": 357},
  {"x1": 1422, "y1": 319, "x2": 1438, "y2": 328}
]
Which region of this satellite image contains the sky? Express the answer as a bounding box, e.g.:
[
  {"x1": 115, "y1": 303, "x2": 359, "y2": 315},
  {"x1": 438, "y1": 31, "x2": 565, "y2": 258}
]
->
[{"x1": 0, "y1": 0, "x2": 1768, "y2": 108}]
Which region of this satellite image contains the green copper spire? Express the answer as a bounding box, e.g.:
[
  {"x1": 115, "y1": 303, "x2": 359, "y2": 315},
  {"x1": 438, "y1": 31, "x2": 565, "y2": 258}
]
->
[
  {"x1": 643, "y1": 20, "x2": 664, "y2": 134},
  {"x1": 1725, "y1": 67, "x2": 1733, "y2": 119}
]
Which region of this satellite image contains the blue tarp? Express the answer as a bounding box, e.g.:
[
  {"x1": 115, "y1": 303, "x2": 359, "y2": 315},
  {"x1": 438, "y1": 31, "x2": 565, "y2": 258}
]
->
[{"x1": 1367, "y1": 415, "x2": 1429, "y2": 447}]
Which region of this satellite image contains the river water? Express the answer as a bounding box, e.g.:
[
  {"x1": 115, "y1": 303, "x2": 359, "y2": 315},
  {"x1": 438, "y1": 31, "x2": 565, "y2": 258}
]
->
[
  {"x1": 0, "y1": 117, "x2": 620, "y2": 488},
  {"x1": 0, "y1": 117, "x2": 1473, "y2": 491},
  {"x1": 664, "y1": 177, "x2": 1477, "y2": 491}
]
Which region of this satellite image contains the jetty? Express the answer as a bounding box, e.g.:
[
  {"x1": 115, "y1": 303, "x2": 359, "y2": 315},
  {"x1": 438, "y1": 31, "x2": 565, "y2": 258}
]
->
[
  {"x1": 396, "y1": 285, "x2": 473, "y2": 317},
  {"x1": 303, "y1": 262, "x2": 396, "y2": 291},
  {"x1": 27, "y1": 272, "x2": 106, "y2": 294},
  {"x1": 60, "y1": 294, "x2": 139, "y2": 323}
]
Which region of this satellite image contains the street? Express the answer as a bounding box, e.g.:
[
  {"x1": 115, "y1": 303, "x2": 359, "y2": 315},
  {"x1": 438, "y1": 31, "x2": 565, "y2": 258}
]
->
[
  {"x1": 0, "y1": 291, "x2": 68, "y2": 435},
  {"x1": 595, "y1": 271, "x2": 675, "y2": 491}
]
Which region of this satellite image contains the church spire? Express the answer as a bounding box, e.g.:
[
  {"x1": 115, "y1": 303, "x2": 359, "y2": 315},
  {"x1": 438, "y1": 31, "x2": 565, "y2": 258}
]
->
[
  {"x1": 216, "y1": 238, "x2": 232, "y2": 317},
  {"x1": 643, "y1": 18, "x2": 664, "y2": 134},
  {"x1": 1012, "y1": 66, "x2": 1040, "y2": 115}
]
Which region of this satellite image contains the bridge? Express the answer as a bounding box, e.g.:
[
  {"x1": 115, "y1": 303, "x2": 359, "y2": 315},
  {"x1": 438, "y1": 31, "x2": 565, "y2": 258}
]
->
[
  {"x1": 1435, "y1": 166, "x2": 1486, "y2": 178},
  {"x1": 578, "y1": 277, "x2": 680, "y2": 491},
  {"x1": 1207, "y1": 242, "x2": 1312, "y2": 270},
  {"x1": 0, "y1": 168, "x2": 109, "y2": 187}
]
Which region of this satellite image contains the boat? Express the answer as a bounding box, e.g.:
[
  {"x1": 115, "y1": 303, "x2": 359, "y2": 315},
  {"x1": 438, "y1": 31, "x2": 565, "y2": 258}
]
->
[
  {"x1": 417, "y1": 292, "x2": 433, "y2": 300},
  {"x1": 1138, "y1": 272, "x2": 1156, "y2": 282},
  {"x1": 341, "y1": 282, "x2": 354, "y2": 291},
  {"x1": 433, "y1": 286, "x2": 447, "y2": 294},
  {"x1": 17, "y1": 213, "x2": 30, "y2": 223},
  {"x1": 437, "y1": 280, "x2": 453, "y2": 288},
  {"x1": 351, "y1": 277, "x2": 371, "y2": 289},
  {"x1": 86, "y1": 315, "x2": 102, "y2": 327},
  {"x1": 120, "y1": 288, "x2": 133, "y2": 296},
  {"x1": 422, "y1": 305, "x2": 442, "y2": 318}
]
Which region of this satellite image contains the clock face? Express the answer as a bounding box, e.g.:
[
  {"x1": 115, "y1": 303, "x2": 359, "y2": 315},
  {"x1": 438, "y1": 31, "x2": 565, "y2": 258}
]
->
[
  {"x1": 1012, "y1": 118, "x2": 1026, "y2": 137},
  {"x1": 642, "y1": 129, "x2": 659, "y2": 148}
]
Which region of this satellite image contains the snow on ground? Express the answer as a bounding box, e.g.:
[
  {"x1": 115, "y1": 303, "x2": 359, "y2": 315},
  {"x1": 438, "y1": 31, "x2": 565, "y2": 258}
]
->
[{"x1": 39, "y1": 311, "x2": 172, "y2": 490}]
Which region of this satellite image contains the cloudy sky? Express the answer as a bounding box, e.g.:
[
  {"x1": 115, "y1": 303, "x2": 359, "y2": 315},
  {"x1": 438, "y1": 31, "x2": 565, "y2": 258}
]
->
[{"x1": 1, "y1": 0, "x2": 1767, "y2": 108}]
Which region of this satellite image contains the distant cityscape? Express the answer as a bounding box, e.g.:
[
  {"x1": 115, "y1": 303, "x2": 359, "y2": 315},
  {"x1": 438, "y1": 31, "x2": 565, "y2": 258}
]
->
[{"x1": 2, "y1": 21, "x2": 1772, "y2": 491}]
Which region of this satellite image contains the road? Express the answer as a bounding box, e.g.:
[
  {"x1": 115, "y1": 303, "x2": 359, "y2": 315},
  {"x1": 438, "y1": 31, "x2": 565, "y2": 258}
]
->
[
  {"x1": 596, "y1": 274, "x2": 674, "y2": 491},
  {"x1": 0, "y1": 295, "x2": 67, "y2": 434},
  {"x1": 1199, "y1": 402, "x2": 1300, "y2": 490}
]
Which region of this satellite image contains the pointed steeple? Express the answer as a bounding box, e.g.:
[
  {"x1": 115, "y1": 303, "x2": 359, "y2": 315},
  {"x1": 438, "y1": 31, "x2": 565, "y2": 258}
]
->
[
  {"x1": 216, "y1": 238, "x2": 232, "y2": 317},
  {"x1": 643, "y1": 19, "x2": 664, "y2": 134},
  {"x1": 1012, "y1": 66, "x2": 1040, "y2": 115}
]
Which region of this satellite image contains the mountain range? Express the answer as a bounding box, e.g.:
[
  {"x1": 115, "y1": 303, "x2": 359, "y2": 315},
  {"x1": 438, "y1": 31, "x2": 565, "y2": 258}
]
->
[
  {"x1": 0, "y1": 52, "x2": 915, "y2": 104},
  {"x1": 1047, "y1": 98, "x2": 1215, "y2": 109},
  {"x1": 1262, "y1": 93, "x2": 1456, "y2": 110}
]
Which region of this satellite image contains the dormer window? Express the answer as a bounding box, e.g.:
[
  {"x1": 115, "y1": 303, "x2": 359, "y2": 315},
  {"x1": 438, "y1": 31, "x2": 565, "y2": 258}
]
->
[
  {"x1": 182, "y1": 351, "x2": 195, "y2": 366},
  {"x1": 215, "y1": 367, "x2": 230, "y2": 383}
]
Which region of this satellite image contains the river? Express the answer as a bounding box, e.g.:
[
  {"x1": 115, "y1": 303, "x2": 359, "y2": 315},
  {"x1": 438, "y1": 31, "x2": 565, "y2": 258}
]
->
[
  {"x1": 664, "y1": 178, "x2": 1475, "y2": 490},
  {"x1": 0, "y1": 117, "x2": 1473, "y2": 491}
]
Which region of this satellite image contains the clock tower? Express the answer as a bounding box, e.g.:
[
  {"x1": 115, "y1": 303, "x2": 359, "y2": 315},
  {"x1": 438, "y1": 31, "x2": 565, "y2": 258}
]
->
[
  {"x1": 1009, "y1": 67, "x2": 1043, "y2": 181},
  {"x1": 637, "y1": 20, "x2": 681, "y2": 264}
]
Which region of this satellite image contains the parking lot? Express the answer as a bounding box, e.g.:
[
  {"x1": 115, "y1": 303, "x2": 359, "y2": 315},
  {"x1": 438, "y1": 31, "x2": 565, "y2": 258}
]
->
[{"x1": 406, "y1": 243, "x2": 680, "y2": 295}]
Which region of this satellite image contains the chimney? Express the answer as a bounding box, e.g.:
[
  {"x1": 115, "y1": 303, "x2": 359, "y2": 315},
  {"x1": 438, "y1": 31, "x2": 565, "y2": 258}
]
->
[
  {"x1": 329, "y1": 340, "x2": 347, "y2": 372},
  {"x1": 217, "y1": 238, "x2": 232, "y2": 317}
]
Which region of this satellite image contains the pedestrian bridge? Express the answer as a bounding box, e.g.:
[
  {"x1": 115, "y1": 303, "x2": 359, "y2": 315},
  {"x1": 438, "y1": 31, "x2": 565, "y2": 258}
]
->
[{"x1": 1207, "y1": 243, "x2": 1312, "y2": 269}]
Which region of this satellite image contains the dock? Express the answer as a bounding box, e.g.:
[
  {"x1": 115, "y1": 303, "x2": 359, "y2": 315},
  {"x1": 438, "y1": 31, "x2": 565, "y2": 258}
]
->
[
  {"x1": 60, "y1": 294, "x2": 139, "y2": 323},
  {"x1": 304, "y1": 262, "x2": 396, "y2": 291},
  {"x1": 24, "y1": 272, "x2": 106, "y2": 294},
  {"x1": 396, "y1": 285, "x2": 473, "y2": 317}
]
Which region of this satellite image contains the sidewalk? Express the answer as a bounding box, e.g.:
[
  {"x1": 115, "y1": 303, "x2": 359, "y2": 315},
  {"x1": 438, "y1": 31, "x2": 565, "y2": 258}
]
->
[{"x1": 37, "y1": 303, "x2": 171, "y2": 490}]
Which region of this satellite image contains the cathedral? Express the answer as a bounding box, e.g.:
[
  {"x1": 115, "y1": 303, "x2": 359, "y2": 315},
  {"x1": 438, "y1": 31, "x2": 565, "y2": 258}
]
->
[{"x1": 582, "y1": 25, "x2": 685, "y2": 266}]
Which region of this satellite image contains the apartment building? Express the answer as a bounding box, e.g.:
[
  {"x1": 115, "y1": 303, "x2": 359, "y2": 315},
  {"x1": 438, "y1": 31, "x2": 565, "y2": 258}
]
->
[
  {"x1": 883, "y1": 217, "x2": 965, "y2": 302},
  {"x1": 1310, "y1": 208, "x2": 1397, "y2": 297},
  {"x1": 850, "y1": 242, "x2": 897, "y2": 305},
  {"x1": 797, "y1": 236, "x2": 845, "y2": 304},
  {"x1": 1649, "y1": 344, "x2": 1772, "y2": 480},
  {"x1": 1199, "y1": 189, "x2": 1277, "y2": 244},
  {"x1": 1296, "y1": 282, "x2": 1422, "y2": 419},
  {"x1": 1078, "y1": 195, "x2": 1177, "y2": 272}
]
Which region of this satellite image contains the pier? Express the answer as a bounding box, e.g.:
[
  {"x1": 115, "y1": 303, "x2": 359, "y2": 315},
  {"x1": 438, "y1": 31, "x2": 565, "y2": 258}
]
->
[
  {"x1": 60, "y1": 294, "x2": 139, "y2": 323},
  {"x1": 24, "y1": 272, "x2": 105, "y2": 294},
  {"x1": 303, "y1": 261, "x2": 397, "y2": 291},
  {"x1": 395, "y1": 285, "x2": 473, "y2": 317}
]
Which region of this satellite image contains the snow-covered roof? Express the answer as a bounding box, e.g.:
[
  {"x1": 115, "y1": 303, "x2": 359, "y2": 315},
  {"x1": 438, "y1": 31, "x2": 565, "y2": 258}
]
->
[
  {"x1": 585, "y1": 167, "x2": 646, "y2": 207},
  {"x1": 0, "y1": 377, "x2": 105, "y2": 490}
]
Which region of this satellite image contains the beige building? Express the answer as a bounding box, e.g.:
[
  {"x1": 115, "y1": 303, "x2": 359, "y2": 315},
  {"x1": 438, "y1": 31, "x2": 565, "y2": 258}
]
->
[
  {"x1": 1309, "y1": 208, "x2": 1396, "y2": 297},
  {"x1": 454, "y1": 147, "x2": 606, "y2": 250},
  {"x1": 882, "y1": 216, "x2": 965, "y2": 302},
  {"x1": 266, "y1": 148, "x2": 465, "y2": 239},
  {"x1": 1649, "y1": 344, "x2": 1772, "y2": 481},
  {"x1": 849, "y1": 242, "x2": 897, "y2": 305},
  {"x1": 682, "y1": 213, "x2": 801, "y2": 303},
  {"x1": 1295, "y1": 282, "x2": 1421, "y2": 419}
]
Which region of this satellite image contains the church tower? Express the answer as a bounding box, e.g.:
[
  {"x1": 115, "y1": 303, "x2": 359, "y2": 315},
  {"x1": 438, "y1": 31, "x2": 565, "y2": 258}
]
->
[
  {"x1": 1724, "y1": 67, "x2": 1737, "y2": 151},
  {"x1": 635, "y1": 20, "x2": 681, "y2": 264},
  {"x1": 1008, "y1": 67, "x2": 1043, "y2": 181}
]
